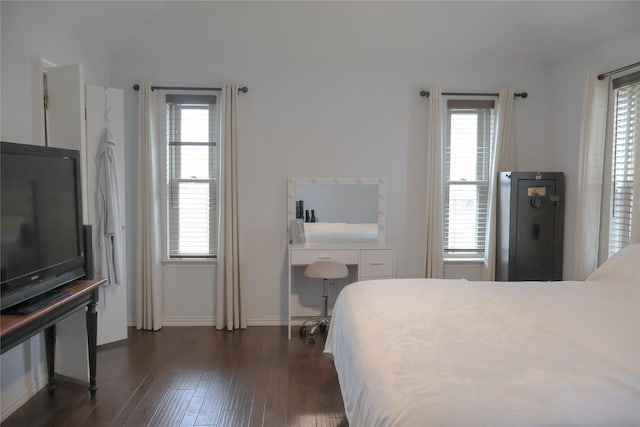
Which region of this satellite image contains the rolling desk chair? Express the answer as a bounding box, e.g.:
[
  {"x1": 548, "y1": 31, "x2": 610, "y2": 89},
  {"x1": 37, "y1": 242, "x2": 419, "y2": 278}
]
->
[{"x1": 299, "y1": 259, "x2": 349, "y2": 343}]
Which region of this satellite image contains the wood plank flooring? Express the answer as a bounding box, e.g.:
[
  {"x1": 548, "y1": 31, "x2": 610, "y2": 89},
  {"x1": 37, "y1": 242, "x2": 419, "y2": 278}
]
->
[{"x1": 2, "y1": 327, "x2": 347, "y2": 427}]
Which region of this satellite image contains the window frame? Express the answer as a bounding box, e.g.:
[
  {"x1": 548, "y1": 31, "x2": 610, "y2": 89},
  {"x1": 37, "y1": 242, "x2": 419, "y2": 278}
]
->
[
  {"x1": 158, "y1": 90, "x2": 221, "y2": 263},
  {"x1": 442, "y1": 97, "x2": 496, "y2": 259},
  {"x1": 599, "y1": 72, "x2": 639, "y2": 261}
]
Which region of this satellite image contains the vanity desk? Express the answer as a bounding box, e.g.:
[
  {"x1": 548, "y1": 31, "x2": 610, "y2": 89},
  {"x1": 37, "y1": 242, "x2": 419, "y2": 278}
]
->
[
  {"x1": 288, "y1": 242, "x2": 394, "y2": 338},
  {"x1": 286, "y1": 176, "x2": 394, "y2": 339}
]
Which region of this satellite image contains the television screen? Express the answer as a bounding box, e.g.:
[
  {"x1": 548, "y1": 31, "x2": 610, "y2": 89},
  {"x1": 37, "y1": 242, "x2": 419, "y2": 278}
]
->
[{"x1": 1, "y1": 142, "x2": 85, "y2": 310}]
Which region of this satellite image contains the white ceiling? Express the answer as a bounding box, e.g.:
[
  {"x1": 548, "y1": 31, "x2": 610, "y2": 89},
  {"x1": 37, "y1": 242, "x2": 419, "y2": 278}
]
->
[{"x1": 7, "y1": 1, "x2": 640, "y2": 65}]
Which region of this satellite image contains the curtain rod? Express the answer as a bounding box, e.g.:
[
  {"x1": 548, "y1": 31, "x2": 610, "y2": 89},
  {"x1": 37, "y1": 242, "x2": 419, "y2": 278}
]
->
[
  {"x1": 597, "y1": 60, "x2": 640, "y2": 80},
  {"x1": 132, "y1": 84, "x2": 248, "y2": 94},
  {"x1": 419, "y1": 90, "x2": 528, "y2": 98}
]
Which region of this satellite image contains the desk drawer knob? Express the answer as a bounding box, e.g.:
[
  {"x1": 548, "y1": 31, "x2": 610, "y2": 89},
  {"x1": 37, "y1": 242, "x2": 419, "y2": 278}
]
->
[
  {"x1": 370, "y1": 262, "x2": 385, "y2": 266},
  {"x1": 317, "y1": 256, "x2": 332, "y2": 259}
]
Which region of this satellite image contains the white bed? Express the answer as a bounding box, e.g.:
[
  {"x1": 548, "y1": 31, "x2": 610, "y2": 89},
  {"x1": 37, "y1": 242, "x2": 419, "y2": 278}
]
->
[{"x1": 325, "y1": 244, "x2": 640, "y2": 426}]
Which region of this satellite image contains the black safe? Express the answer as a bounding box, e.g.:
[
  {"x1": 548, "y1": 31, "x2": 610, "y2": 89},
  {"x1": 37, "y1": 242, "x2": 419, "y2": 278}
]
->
[{"x1": 496, "y1": 172, "x2": 565, "y2": 281}]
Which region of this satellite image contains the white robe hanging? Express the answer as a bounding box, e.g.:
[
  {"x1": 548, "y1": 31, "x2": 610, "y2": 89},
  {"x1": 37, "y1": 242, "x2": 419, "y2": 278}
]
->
[{"x1": 96, "y1": 129, "x2": 122, "y2": 284}]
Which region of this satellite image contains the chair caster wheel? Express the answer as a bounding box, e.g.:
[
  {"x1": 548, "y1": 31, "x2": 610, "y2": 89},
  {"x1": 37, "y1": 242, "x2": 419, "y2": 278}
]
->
[
  {"x1": 309, "y1": 336, "x2": 316, "y2": 344},
  {"x1": 299, "y1": 326, "x2": 307, "y2": 337}
]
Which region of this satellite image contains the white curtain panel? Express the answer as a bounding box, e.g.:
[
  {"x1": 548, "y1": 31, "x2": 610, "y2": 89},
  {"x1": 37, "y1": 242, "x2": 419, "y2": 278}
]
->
[
  {"x1": 425, "y1": 89, "x2": 444, "y2": 278},
  {"x1": 573, "y1": 73, "x2": 610, "y2": 280},
  {"x1": 216, "y1": 84, "x2": 246, "y2": 330},
  {"x1": 483, "y1": 88, "x2": 517, "y2": 280},
  {"x1": 136, "y1": 81, "x2": 163, "y2": 331}
]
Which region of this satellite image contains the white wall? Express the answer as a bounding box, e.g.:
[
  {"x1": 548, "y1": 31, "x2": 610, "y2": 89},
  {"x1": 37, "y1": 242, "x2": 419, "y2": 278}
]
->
[
  {"x1": 545, "y1": 26, "x2": 640, "y2": 279},
  {"x1": 0, "y1": 2, "x2": 112, "y2": 420},
  {"x1": 0, "y1": 3, "x2": 111, "y2": 145},
  {"x1": 162, "y1": 263, "x2": 216, "y2": 326},
  {"x1": 108, "y1": 2, "x2": 549, "y2": 325}
]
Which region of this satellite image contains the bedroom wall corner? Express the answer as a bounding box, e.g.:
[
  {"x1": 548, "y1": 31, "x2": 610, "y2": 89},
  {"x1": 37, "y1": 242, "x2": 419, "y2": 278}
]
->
[
  {"x1": 545, "y1": 25, "x2": 640, "y2": 279},
  {"x1": 0, "y1": 2, "x2": 113, "y2": 419}
]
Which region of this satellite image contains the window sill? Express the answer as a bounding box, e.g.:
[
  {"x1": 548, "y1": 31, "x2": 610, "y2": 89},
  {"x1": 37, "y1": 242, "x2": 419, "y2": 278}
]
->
[
  {"x1": 162, "y1": 258, "x2": 217, "y2": 267},
  {"x1": 443, "y1": 258, "x2": 484, "y2": 264}
]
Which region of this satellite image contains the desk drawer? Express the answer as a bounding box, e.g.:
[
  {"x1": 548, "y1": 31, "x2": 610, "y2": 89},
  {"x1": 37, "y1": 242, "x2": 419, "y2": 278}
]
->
[
  {"x1": 359, "y1": 249, "x2": 393, "y2": 278},
  {"x1": 290, "y1": 249, "x2": 359, "y2": 266}
]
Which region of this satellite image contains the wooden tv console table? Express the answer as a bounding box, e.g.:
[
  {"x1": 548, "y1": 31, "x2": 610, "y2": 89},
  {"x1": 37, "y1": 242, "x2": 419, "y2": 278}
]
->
[{"x1": 0, "y1": 278, "x2": 106, "y2": 396}]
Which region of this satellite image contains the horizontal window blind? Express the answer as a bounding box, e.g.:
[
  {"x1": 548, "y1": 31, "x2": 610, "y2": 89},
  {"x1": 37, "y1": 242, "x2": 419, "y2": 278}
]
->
[
  {"x1": 166, "y1": 94, "x2": 219, "y2": 258},
  {"x1": 444, "y1": 100, "x2": 495, "y2": 256},
  {"x1": 608, "y1": 77, "x2": 639, "y2": 256}
]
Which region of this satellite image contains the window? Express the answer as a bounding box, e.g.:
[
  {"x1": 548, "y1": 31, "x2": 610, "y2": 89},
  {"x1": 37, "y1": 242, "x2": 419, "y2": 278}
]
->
[
  {"x1": 443, "y1": 100, "x2": 495, "y2": 257},
  {"x1": 607, "y1": 73, "x2": 639, "y2": 256},
  {"x1": 165, "y1": 94, "x2": 220, "y2": 258}
]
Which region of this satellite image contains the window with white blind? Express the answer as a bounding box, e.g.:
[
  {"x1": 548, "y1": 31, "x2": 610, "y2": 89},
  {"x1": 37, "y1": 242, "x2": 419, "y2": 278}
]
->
[
  {"x1": 165, "y1": 94, "x2": 219, "y2": 258},
  {"x1": 607, "y1": 73, "x2": 639, "y2": 256},
  {"x1": 443, "y1": 99, "x2": 495, "y2": 257}
]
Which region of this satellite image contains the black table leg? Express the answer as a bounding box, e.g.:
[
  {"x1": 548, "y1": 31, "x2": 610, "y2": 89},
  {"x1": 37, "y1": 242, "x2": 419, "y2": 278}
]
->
[
  {"x1": 44, "y1": 325, "x2": 56, "y2": 393},
  {"x1": 86, "y1": 301, "x2": 98, "y2": 396}
]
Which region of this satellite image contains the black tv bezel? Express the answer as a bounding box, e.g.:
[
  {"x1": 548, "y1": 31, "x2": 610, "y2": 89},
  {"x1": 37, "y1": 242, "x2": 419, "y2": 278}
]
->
[{"x1": 0, "y1": 141, "x2": 86, "y2": 311}]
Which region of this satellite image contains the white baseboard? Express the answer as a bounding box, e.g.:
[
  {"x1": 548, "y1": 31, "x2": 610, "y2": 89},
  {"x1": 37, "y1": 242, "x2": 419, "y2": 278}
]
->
[
  {"x1": 162, "y1": 317, "x2": 215, "y2": 326},
  {"x1": 1, "y1": 371, "x2": 48, "y2": 422},
  {"x1": 127, "y1": 316, "x2": 290, "y2": 328},
  {"x1": 289, "y1": 319, "x2": 309, "y2": 326},
  {"x1": 246, "y1": 318, "x2": 288, "y2": 326},
  {"x1": 161, "y1": 317, "x2": 288, "y2": 327}
]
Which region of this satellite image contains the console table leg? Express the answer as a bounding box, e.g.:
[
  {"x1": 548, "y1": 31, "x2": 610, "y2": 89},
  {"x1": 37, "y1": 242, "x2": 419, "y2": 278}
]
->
[
  {"x1": 44, "y1": 325, "x2": 56, "y2": 393},
  {"x1": 86, "y1": 302, "x2": 98, "y2": 396}
]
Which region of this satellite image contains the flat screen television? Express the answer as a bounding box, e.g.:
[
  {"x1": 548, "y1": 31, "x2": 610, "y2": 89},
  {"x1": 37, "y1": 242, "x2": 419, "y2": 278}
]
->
[{"x1": 1, "y1": 141, "x2": 86, "y2": 311}]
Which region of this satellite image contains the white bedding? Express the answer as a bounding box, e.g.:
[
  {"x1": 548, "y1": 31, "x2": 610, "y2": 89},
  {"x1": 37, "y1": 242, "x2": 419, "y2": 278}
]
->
[{"x1": 325, "y1": 246, "x2": 640, "y2": 426}]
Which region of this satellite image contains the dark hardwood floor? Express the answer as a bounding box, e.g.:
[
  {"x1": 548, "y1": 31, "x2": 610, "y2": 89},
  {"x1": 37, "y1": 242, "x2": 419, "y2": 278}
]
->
[{"x1": 2, "y1": 327, "x2": 347, "y2": 427}]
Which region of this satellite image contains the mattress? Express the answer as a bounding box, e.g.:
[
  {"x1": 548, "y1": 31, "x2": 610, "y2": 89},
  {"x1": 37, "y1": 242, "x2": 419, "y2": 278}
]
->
[{"x1": 324, "y1": 245, "x2": 640, "y2": 426}]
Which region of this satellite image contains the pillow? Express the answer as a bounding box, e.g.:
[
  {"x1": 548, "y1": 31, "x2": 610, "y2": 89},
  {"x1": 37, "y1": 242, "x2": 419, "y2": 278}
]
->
[{"x1": 586, "y1": 243, "x2": 640, "y2": 287}]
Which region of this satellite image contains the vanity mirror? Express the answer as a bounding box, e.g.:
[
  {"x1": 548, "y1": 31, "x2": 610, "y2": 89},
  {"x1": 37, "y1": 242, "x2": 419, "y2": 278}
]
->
[{"x1": 287, "y1": 176, "x2": 386, "y2": 243}]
